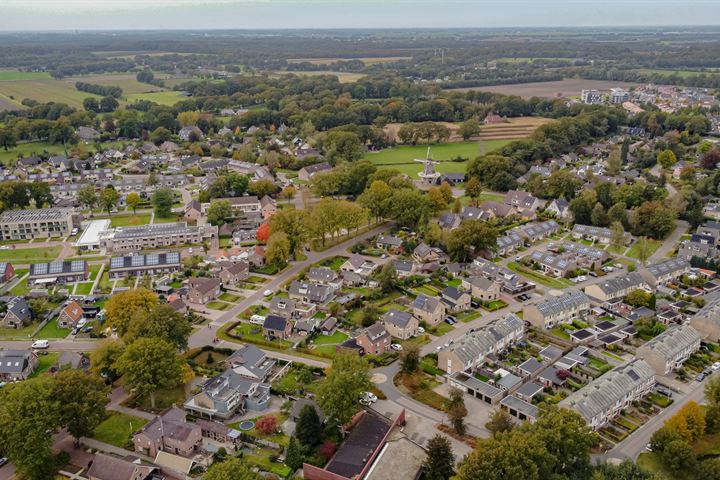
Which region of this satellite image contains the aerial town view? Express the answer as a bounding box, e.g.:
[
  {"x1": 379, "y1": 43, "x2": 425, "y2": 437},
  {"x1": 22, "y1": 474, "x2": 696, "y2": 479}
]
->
[{"x1": 3, "y1": 1, "x2": 720, "y2": 479}]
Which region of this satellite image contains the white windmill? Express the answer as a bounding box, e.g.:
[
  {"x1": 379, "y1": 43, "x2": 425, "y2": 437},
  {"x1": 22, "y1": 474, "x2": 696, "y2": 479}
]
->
[{"x1": 415, "y1": 146, "x2": 441, "y2": 185}]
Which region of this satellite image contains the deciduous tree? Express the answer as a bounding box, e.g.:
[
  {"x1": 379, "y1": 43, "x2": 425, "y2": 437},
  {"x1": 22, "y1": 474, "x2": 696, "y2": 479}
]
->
[
  {"x1": 53, "y1": 369, "x2": 109, "y2": 444},
  {"x1": 116, "y1": 337, "x2": 183, "y2": 409},
  {"x1": 318, "y1": 350, "x2": 371, "y2": 429},
  {"x1": 152, "y1": 187, "x2": 175, "y2": 219},
  {"x1": 105, "y1": 288, "x2": 158, "y2": 336},
  {"x1": 424, "y1": 434, "x2": 455, "y2": 480},
  {"x1": 99, "y1": 186, "x2": 120, "y2": 215},
  {"x1": 204, "y1": 457, "x2": 261, "y2": 480},
  {"x1": 126, "y1": 192, "x2": 141, "y2": 213},
  {"x1": 296, "y1": 404, "x2": 322, "y2": 446}
]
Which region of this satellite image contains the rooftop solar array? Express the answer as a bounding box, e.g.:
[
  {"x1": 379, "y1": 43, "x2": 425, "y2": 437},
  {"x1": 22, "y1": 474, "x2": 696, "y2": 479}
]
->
[
  {"x1": 108, "y1": 252, "x2": 182, "y2": 270},
  {"x1": 30, "y1": 260, "x2": 86, "y2": 276},
  {"x1": 0, "y1": 208, "x2": 73, "y2": 222},
  {"x1": 112, "y1": 222, "x2": 199, "y2": 240}
]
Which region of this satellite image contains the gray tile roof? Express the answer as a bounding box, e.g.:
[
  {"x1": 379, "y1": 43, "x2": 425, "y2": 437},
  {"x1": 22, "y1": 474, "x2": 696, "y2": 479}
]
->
[
  {"x1": 382, "y1": 309, "x2": 415, "y2": 329},
  {"x1": 639, "y1": 325, "x2": 701, "y2": 363},
  {"x1": 645, "y1": 258, "x2": 690, "y2": 280},
  {"x1": 0, "y1": 349, "x2": 33, "y2": 374},
  {"x1": 589, "y1": 272, "x2": 647, "y2": 297},
  {"x1": 440, "y1": 314, "x2": 523, "y2": 365},
  {"x1": 560, "y1": 359, "x2": 654, "y2": 424},
  {"x1": 534, "y1": 291, "x2": 590, "y2": 317}
]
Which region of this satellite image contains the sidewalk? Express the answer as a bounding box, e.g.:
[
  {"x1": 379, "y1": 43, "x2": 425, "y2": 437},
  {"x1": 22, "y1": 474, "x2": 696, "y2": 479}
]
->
[{"x1": 107, "y1": 386, "x2": 156, "y2": 421}]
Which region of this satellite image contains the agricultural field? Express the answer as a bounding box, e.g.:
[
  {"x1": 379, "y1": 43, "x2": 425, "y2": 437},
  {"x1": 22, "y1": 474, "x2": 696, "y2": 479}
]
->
[
  {"x1": 287, "y1": 56, "x2": 412, "y2": 65},
  {"x1": 0, "y1": 142, "x2": 68, "y2": 165},
  {"x1": 0, "y1": 77, "x2": 101, "y2": 109},
  {"x1": 383, "y1": 117, "x2": 550, "y2": 143},
  {"x1": 125, "y1": 91, "x2": 188, "y2": 106},
  {"x1": 273, "y1": 70, "x2": 365, "y2": 83},
  {"x1": 363, "y1": 140, "x2": 511, "y2": 175},
  {"x1": 448, "y1": 78, "x2": 641, "y2": 99},
  {"x1": 62, "y1": 73, "x2": 164, "y2": 95}
]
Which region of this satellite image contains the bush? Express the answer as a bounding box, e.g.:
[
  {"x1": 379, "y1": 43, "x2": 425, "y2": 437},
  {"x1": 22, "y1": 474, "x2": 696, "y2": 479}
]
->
[{"x1": 256, "y1": 415, "x2": 277, "y2": 435}]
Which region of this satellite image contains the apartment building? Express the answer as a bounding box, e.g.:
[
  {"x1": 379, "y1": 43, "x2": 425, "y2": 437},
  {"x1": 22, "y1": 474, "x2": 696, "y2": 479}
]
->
[
  {"x1": 101, "y1": 222, "x2": 217, "y2": 252},
  {"x1": 0, "y1": 208, "x2": 75, "y2": 240}
]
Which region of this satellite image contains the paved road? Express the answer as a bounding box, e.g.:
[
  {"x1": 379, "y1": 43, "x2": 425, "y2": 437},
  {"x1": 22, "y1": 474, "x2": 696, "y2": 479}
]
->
[
  {"x1": 604, "y1": 371, "x2": 714, "y2": 461},
  {"x1": 648, "y1": 219, "x2": 689, "y2": 264},
  {"x1": 0, "y1": 340, "x2": 98, "y2": 351},
  {"x1": 188, "y1": 222, "x2": 393, "y2": 349}
]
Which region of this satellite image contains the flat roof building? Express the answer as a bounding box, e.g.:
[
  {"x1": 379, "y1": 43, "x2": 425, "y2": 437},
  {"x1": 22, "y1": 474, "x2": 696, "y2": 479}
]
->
[
  {"x1": 0, "y1": 208, "x2": 75, "y2": 240},
  {"x1": 75, "y1": 219, "x2": 111, "y2": 251}
]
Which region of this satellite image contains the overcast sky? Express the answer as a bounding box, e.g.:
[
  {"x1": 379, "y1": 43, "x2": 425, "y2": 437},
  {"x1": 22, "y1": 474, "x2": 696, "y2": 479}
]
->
[{"x1": 3, "y1": 0, "x2": 720, "y2": 30}]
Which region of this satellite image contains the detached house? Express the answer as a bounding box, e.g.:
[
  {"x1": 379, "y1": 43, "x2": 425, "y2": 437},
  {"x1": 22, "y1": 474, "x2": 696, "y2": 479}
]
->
[
  {"x1": 219, "y1": 261, "x2": 250, "y2": 285},
  {"x1": 298, "y1": 162, "x2": 332, "y2": 181},
  {"x1": 412, "y1": 243, "x2": 446, "y2": 264},
  {"x1": 381, "y1": 309, "x2": 419, "y2": 340},
  {"x1": 356, "y1": 323, "x2": 391, "y2": 355},
  {"x1": 504, "y1": 190, "x2": 544, "y2": 216},
  {"x1": 226, "y1": 344, "x2": 276, "y2": 381},
  {"x1": 58, "y1": 301, "x2": 84, "y2": 329},
  {"x1": 461, "y1": 276, "x2": 501, "y2": 301},
  {"x1": 376, "y1": 234, "x2": 403, "y2": 252},
  {"x1": 263, "y1": 314, "x2": 293, "y2": 340},
  {"x1": 187, "y1": 277, "x2": 222, "y2": 304},
  {"x1": 0, "y1": 349, "x2": 38, "y2": 381},
  {"x1": 306, "y1": 267, "x2": 342, "y2": 288},
  {"x1": 546, "y1": 198, "x2": 571, "y2": 220},
  {"x1": 1, "y1": 296, "x2": 31, "y2": 328},
  {"x1": 288, "y1": 281, "x2": 336, "y2": 304},
  {"x1": 185, "y1": 369, "x2": 270, "y2": 419},
  {"x1": 133, "y1": 407, "x2": 202, "y2": 458},
  {"x1": 411, "y1": 294, "x2": 446, "y2": 326},
  {"x1": 441, "y1": 286, "x2": 471, "y2": 312}
]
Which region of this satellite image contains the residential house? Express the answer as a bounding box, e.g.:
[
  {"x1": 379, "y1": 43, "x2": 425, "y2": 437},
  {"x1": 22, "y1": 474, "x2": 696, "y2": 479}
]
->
[
  {"x1": 637, "y1": 324, "x2": 702, "y2": 375},
  {"x1": 306, "y1": 267, "x2": 342, "y2": 288},
  {"x1": 441, "y1": 286, "x2": 471, "y2": 312},
  {"x1": 584, "y1": 272, "x2": 650, "y2": 302},
  {"x1": 260, "y1": 196, "x2": 277, "y2": 219},
  {"x1": 496, "y1": 232, "x2": 524, "y2": 256},
  {"x1": 186, "y1": 277, "x2": 222, "y2": 304},
  {"x1": 461, "y1": 276, "x2": 501, "y2": 301},
  {"x1": 523, "y1": 291, "x2": 590, "y2": 329},
  {"x1": 355, "y1": 323, "x2": 391, "y2": 355},
  {"x1": 438, "y1": 314, "x2": 524, "y2": 374},
  {"x1": 340, "y1": 254, "x2": 377, "y2": 276},
  {"x1": 133, "y1": 407, "x2": 202, "y2": 458},
  {"x1": 546, "y1": 198, "x2": 571, "y2": 220},
  {"x1": 263, "y1": 314, "x2": 292, "y2": 340},
  {"x1": 376, "y1": 234, "x2": 403, "y2": 252},
  {"x1": 692, "y1": 294, "x2": 720, "y2": 340},
  {"x1": 226, "y1": 344, "x2": 276, "y2": 381},
  {"x1": 28, "y1": 260, "x2": 88, "y2": 285},
  {"x1": 477, "y1": 201, "x2": 514, "y2": 219},
  {"x1": 269, "y1": 297, "x2": 316, "y2": 319},
  {"x1": 640, "y1": 258, "x2": 691, "y2": 288},
  {"x1": 57, "y1": 301, "x2": 84, "y2": 329},
  {"x1": 381, "y1": 309, "x2": 419, "y2": 340},
  {"x1": 184, "y1": 368, "x2": 270, "y2": 419},
  {"x1": 184, "y1": 200, "x2": 203, "y2": 221},
  {"x1": 392, "y1": 260, "x2": 415, "y2": 278},
  {"x1": 514, "y1": 220, "x2": 560, "y2": 243},
  {"x1": 528, "y1": 251, "x2": 576, "y2": 278},
  {"x1": 412, "y1": 242, "x2": 446, "y2": 264},
  {"x1": 438, "y1": 212, "x2": 462, "y2": 230},
  {"x1": 219, "y1": 261, "x2": 250, "y2": 285},
  {"x1": 0, "y1": 262, "x2": 15, "y2": 283},
  {"x1": 411, "y1": 294, "x2": 446, "y2": 326},
  {"x1": 298, "y1": 162, "x2": 332, "y2": 181},
  {"x1": 0, "y1": 349, "x2": 38, "y2": 381},
  {"x1": 87, "y1": 453, "x2": 158, "y2": 480},
  {"x1": 179, "y1": 126, "x2": 203, "y2": 141},
  {"x1": 1, "y1": 296, "x2": 31, "y2": 328},
  {"x1": 572, "y1": 224, "x2": 630, "y2": 245},
  {"x1": 559, "y1": 359, "x2": 655, "y2": 430},
  {"x1": 288, "y1": 281, "x2": 336, "y2": 304},
  {"x1": 503, "y1": 190, "x2": 544, "y2": 216}
]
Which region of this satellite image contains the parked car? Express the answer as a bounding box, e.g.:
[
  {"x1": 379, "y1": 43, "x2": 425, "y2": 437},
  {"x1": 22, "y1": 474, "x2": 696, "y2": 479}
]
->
[
  {"x1": 71, "y1": 227, "x2": 79, "y2": 236},
  {"x1": 417, "y1": 326, "x2": 425, "y2": 334},
  {"x1": 657, "y1": 388, "x2": 673, "y2": 398},
  {"x1": 712, "y1": 362, "x2": 720, "y2": 371},
  {"x1": 0, "y1": 457, "x2": 7, "y2": 468},
  {"x1": 391, "y1": 343, "x2": 403, "y2": 351},
  {"x1": 697, "y1": 373, "x2": 706, "y2": 382},
  {"x1": 31, "y1": 340, "x2": 49, "y2": 349},
  {"x1": 263, "y1": 289, "x2": 274, "y2": 297},
  {"x1": 362, "y1": 391, "x2": 378, "y2": 403}
]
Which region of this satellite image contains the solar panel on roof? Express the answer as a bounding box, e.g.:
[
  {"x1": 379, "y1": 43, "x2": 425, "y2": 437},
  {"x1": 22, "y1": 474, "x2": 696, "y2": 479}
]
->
[
  {"x1": 131, "y1": 256, "x2": 144, "y2": 267},
  {"x1": 49, "y1": 262, "x2": 64, "y2": 274},
  {"x1": 110, "y1": 257, "x2": 124, "y2": 269},
  {"x1": 34, "y1": 263, "x2": 48, "y2": 275},
  {"x1": 146, "y1": 254, "x2": 159, "y2": 266},
  {"x1": 71, "y1": 260, "x2": 85, "y2": 272}
]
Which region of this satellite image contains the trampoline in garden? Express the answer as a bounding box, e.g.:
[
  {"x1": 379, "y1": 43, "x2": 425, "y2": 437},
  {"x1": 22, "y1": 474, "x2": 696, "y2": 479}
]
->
[{"x1": 239, "y1": 421, "x2": 255, "y2": 431}]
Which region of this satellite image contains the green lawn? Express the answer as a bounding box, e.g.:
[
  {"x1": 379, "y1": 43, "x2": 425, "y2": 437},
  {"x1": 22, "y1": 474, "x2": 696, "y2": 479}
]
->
[
  {"x1": 29, "y1": 352, "x2": 60, "y2": 378},
  {"x1": 105, "y1": 214, "x2": 151, "y2": 227},
  {"x1": 229, "y1": 413, "x2": 290, "y2": 447},
  {"x1": 244, "y1": 447, "x2": 293, "y2": 477},
  {"x1": 457, "y1": 311, "x2": 482, "y2": 323},
  {"x1": 126, "y1": 91, "x2": 188, "y2": 105},
  {"x1": 207, "y1": 300, "x2": 233, "y2": 311},
  {"x1": 0, "y1": 322, "x2": 38, "y2": 339},
  {"x1": 507, "y1": 262, "x2": 573, "y2": 289},
  {"x1": 125, "y1": 385, "x2": 187, "y2": 413},
  {"x1": 88, "y1": 264, "x2": 103, "y2": 281},
  {"x1": 93, "y1": 412, "x2": 148, "y2": 448},
  {"x1": 231, "y1": 322, "x2": 292, "y2": 349},
  {"x1": 363, "y1": 140, "x2": 510, "y2": 175},
  {"x1": 315, "y1": 255, "x2": 349, "y2": 271},
  {"x1": 74, "y1": 282, "x2": 94, "y2": 295},
  {"x1": 636, "y1": 452, "x2": 675, "y2": 479},
  {"x1": 0, "y1": 70, "x2": 52, "y2": 81},
  {"x1": 428, "y1": 322, "x2": 454, "y2": 336},
  {"x1": 9, "y1": 277, "x2": 30, "y2": 296},
  {"x1": 36, "y1": 321, "x2": 70, "y2": 339},
  {"x1": 626, "y1": 239, "x2": 662, "y2": 260},
  {"x1": 313, "y1": 331, "x2": 349, "y2": 345},
  {"x1": 0, "y1": 246, "x2": 62, "y2": 263},
  {"x1": 218, "y1": 292, "x2": 242, "y2": 302}
]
